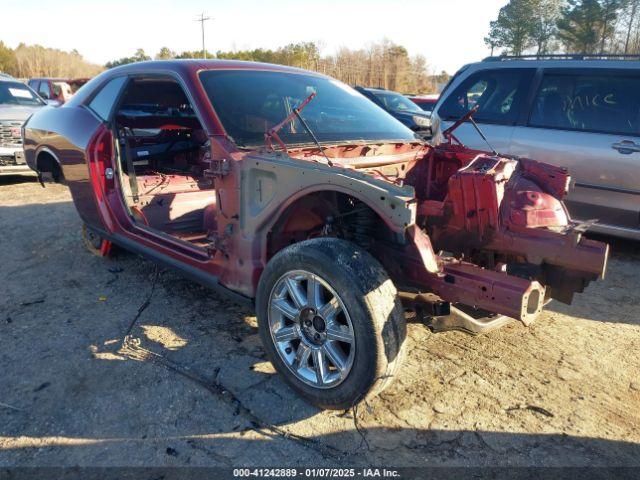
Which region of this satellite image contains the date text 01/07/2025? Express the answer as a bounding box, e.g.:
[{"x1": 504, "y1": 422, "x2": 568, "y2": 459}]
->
[{"x1": 232, "y1": 468, "x2": 401, "y2": 478}]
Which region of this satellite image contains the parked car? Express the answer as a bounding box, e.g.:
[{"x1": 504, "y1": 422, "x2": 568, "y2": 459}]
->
[
  {"x1": 431, "y1": 55, "x2": 640, "y2": 240},
  {"x1": 27, "y1": 78, "x2": 89, "y2": 105},
  {"x1": 23, "y1": 60, "x2": 608, "y2": 409},
  {"x1": 354, "y1": 86, "x2": 432, "y2": 136},
  {"x1": 408, "y1": 94, "x2": 439, "y2": 113},
  {"x1": 0, "y1": 77, "x2": 45, "y2": 176}
]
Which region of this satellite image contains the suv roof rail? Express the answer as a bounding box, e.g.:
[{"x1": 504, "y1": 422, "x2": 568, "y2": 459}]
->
[{"x1": 483, "y1": 53, "x2": 640, "y2": 62}]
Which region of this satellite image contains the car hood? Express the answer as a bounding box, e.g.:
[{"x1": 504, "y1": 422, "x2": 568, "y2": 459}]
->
[{"x1": 0, "y1": 104, "x2": 44, "y2": 122}]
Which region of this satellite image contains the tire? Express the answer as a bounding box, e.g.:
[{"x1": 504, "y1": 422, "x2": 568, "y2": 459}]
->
[
  {"x1": 81, "y1": 224, "x2": 111, "y2": 257},
  {"x1": 256, "y1": 238, "x2": 406, "y2": 410}
]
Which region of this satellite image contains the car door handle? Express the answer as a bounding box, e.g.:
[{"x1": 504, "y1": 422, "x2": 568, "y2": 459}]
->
[{"x1": 612, "y1": 140, "x2": 640, "y2": 154}]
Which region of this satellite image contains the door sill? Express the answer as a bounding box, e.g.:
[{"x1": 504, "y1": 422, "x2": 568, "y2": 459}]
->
[{"x1": 132, "y1": 222, "x2": 213, "y2": 260}]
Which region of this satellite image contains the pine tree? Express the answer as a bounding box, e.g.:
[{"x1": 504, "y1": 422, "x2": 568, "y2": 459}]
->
[
  {"x1": 622, "y1": 0, "x2": 640, "y2": 52},
  {"x1": 485, "y1": 0, "x2": 537, "y2": 55},
  {"x1": 155, "y1": 47, "x2": 176, "y2": 60},
  {"x1": 599, "y1": 0, "x2": 624, "y2": 52},
  {"x1": 531, "y1": 0, "x2": 563, "y2": 54},
  {"x1": 557, "y1": 0, "x2": 623, "y2": 53}
]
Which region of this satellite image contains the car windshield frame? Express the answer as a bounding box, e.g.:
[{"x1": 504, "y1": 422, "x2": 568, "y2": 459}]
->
[
  {"x1": 198, "y1": 69, "x2": 418, "y2": 148},
  {"x1": 370, "y1": 90, "x2": 424, "y2": 114},
  {"x1": 0, "y1": 81, "x2": 45, "y2": 107}
]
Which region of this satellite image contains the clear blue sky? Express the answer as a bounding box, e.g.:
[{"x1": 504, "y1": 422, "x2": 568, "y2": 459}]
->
[{"x1": 3, "y1": 0, "x2": 507, "y2": 74}]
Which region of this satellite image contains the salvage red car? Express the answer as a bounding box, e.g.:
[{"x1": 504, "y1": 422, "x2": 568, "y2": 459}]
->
[
  {"x1": 409, "y1": 94, "x2": 439, "y2": 113},
  {"x1": 27, "y1": 77, "x2": 89, "y2": 105},
  {"x1": 23, "y1": 60, "x2": 608, "y2": 410}
]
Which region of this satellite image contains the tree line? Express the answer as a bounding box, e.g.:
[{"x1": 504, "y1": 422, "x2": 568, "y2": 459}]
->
[
  {"x1": 105, "y1": 40, "x2": 445, "y2": 94},
  {"x1": 0, "y1": 42, "x2": 103, "y2": 78},
  {"x1": 486, "y1": 0, "x2": 640, "y2": 56},
  {"x1": 0, "y1": 39, "x2": 444, "y2": 94}
]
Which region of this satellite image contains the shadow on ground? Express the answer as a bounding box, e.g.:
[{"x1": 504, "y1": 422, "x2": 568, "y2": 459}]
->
[
  {"x1": 1, "y1": 425, "x2": 639, "y2": 468},
  {"x1": 1, "y1": 191, "x2": 639, "y2": 468},
  {"x1": 0, "y1": 174, "x2": 38, "y2": 186}
]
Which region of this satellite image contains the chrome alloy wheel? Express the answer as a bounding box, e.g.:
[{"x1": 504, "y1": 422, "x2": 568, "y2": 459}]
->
[{"x1": 267, "y1": 270, "x2": 356, "y2": 389}]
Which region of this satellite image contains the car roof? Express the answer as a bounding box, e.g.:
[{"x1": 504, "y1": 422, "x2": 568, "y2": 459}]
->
[
  {"x1": 66, "y1": 59, "x2": 334, "y2": 109},
  {"x1": 410, "y1": 95, "x2": 438, "y2": 100},
  {"x1": 31, "y1": 77, "x2": 90, "y2": 80},
  {"x1": 0, "y1": 78, "x2": 25, "y2": 84},
  {"x1": 359, "y1": 86, "x2": 402, "y2": 94},
  {"x1": 105, "y1": 59, "x2": 326, "y2": 77},
  {"x1": 464, "y1": 58, "x2": 640, "y2": 72}
]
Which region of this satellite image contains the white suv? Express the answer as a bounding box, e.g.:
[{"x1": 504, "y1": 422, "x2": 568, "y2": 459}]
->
[
  {"x1": 431, "y1": 55, "x2": 640, "y2": 240},
  {"x1": 0, "y1": 78, "x2": 45, "y2": 176}
]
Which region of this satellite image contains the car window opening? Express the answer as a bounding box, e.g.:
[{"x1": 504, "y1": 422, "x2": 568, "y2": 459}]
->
[{"x1": 113, "y1": 76, "x2": 215, "y2": 250}]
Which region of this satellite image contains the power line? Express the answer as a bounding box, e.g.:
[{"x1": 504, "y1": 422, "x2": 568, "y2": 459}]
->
[{"x1": 195, "y1": 13, "x2": 211, "y2": 59}]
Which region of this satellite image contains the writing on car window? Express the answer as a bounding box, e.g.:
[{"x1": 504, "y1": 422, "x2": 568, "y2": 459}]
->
[{"x1": 530, "y1": 73, "x2": 640, "y2": 136}]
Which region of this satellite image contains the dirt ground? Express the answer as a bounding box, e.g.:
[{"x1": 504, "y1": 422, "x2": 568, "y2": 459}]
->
[{"x1": 1, "y1": 175, "x2": 639, "y2": 468}]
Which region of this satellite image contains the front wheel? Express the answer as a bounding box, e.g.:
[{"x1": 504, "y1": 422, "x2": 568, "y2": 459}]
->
[{"x1": 256, "y1": 238, "x2": 406, "y2": 410}]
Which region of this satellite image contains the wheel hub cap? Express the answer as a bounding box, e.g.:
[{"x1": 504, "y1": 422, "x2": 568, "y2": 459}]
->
[
  {"x1": 300, "y1": 310, "x2": 327, "y2": 346},
  {"x1": 312, "y1": 316, "x2": 326, "y2": 332},
  {"x1": 268, "y1": 270, "x2": 355, "y2": 389}
]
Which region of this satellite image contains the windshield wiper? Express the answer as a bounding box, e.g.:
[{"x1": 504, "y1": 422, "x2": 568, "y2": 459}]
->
[
  {"x1": 442, "y1": 105, "x2": 498, "y2": 156},
  {"x1": 264, "y1": 92, "x2": 315, "y2": 152},
  {"x1": 292, "y1": 103, "x2": 334, "y2": 167},
  {"x1": 264, "y1": 92, "x2": 334, "y2": 167}
]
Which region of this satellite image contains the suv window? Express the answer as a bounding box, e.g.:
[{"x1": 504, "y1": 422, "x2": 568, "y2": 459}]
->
[
  {"x1": 38, "y1": 81, "x2": 51, "y2": 100},
  {"x1": 88, "y1": 76, "x2": 128, "y2": 121},
  {"x1": 529, "y1": 71, "x2": 640, "y2": 136},
  {"x1": 438, "y1": 69, "x2": 534, "y2": 124}
]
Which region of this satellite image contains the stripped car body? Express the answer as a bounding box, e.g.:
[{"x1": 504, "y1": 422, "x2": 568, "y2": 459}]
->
[{"x1": 23, "y1": 60, "x2": 608, "y2": 408}]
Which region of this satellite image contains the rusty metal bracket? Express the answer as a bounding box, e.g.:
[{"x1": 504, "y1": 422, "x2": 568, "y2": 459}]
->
[
  {"x1": 398, "y1": 291, "x2": 450, "y2": 317},
  {"x1": 205, "y1": 157, "x2": 230, "y2": 178},
  {"x1": 427, "y1": 305, "x2": 515, "y2": 335}
]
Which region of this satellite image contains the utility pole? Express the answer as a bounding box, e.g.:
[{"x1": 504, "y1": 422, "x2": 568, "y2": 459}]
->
[{"x1": 196, "y1": 13, "x2": 211, "y2": 59}]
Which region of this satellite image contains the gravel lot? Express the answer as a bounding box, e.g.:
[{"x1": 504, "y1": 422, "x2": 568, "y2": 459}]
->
[{"x1": 1, "y1": 176, "x2": 639, "y2": 468}]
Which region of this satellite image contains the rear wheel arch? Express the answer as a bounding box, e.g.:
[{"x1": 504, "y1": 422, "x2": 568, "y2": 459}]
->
[{"x1": 35, "y1": 148, "x2": 63, "y2": 182}]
